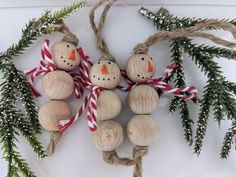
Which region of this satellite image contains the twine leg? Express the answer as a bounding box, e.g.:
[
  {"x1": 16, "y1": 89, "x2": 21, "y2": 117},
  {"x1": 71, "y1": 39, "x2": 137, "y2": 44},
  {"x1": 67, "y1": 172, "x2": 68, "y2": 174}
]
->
[
  {"x1": 103, "y1": 150, "x2": 135, "y2": 166},
  {"x1": 46, "y1": 131, "x2": 62, "y2": 156},
  {"x1": 132, "y1": 146, "x2": 149, "y2": 177}
]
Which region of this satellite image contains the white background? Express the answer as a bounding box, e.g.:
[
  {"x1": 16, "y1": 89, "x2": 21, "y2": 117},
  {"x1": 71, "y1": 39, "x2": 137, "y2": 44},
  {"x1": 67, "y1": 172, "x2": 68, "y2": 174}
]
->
[{"x1": 1, "y1": 1, "x2": 236, "y2": 177}]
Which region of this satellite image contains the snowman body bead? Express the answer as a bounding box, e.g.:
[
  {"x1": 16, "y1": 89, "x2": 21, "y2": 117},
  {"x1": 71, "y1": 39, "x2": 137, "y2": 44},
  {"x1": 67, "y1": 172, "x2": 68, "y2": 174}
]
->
[
  {"x1": 89, "y1": 59, "x2": 124, "y2": 151},
  {"x1": 38, "y1": 41, "x2": 80, "y2": 132},
  {"x1": 126, "y1": 54, "x2": 160, "y2": 146}
]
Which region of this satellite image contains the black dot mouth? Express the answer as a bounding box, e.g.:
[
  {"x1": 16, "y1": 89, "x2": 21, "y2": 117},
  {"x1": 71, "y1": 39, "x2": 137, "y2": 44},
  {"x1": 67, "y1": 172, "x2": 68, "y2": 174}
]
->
[{"x1": 92, "y1": 76, "x2": 113, "y2": 81}]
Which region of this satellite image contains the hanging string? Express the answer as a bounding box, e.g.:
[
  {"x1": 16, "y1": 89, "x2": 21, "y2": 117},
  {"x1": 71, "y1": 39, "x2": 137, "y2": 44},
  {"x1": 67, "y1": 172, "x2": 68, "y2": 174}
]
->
[
  {"x1": 89, "y1": 0, "x2": 117, "y2": 61},
  {"x1": 134, "y1": 20, "x2": 236, "y2": 54}
]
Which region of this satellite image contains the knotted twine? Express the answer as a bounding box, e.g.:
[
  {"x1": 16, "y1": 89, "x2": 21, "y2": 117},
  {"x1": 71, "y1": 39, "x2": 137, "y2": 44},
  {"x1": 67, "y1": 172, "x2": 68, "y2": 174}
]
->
[{"x1": 24, "y1": 22, "x2": 88, "y2": 156}]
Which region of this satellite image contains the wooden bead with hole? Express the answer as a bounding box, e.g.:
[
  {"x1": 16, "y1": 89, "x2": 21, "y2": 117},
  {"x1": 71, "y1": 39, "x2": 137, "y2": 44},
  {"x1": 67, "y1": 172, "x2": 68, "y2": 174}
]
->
[
  {"x1": 97, "y1": 90, "x2": 122, "y2": 121},
  {"x1": 126, "y1": 54, "x2": 155, "y2": 82},
  {"x1": 89, "y1": 60, "x2": 121, "y2": 89},
  {"x1": 50, "y1": 41, "x2": 80, "y2": 71},
  {"x1": 38, "y1": 100, "x2": 72, "y2": 131},
  {"x1": 42, "y1": 70, "x2": 74, "y2": 100},
  {"x1": 128, "y1": 85, "x2": 159, "y2": 114},
  {"x1": 92, "y1": 120, "x2": 124, "y2": 151},
  {"x1": 127, "y1": 115, "x2": 160, "y2": 146}
]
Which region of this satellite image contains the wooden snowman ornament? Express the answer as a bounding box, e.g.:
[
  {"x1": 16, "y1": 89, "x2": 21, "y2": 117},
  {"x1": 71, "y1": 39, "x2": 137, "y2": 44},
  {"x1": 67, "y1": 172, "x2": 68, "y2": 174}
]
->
[
  {"x1": 87, "y1": 0, "x2": 125, "y2": 156},
  {"x1": 125, "y1": 54, "x2": 160, "y2": 147},
  {"x1": 39, "y1": 41, "x2": 80, "y2": 132},
  {"x1": 23, "y1": 23, "x2": 85, "y2": 155},
  {"x1": 90, "y1": 59, "x2": 123, "y2": 151}
]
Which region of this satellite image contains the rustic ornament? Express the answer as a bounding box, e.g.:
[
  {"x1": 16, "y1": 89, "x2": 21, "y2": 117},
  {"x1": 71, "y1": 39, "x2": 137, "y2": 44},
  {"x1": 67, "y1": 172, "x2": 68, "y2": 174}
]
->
[
  {"x1": 38, "y1": 100, "x2": 72, "y2": 131},
  {"x1": 128, "y1": 85, "x2": 160, "y2": 114},
  {"x1": 126, "y1": 54, "x2": 155, "y2": 82},
  {"x1": 89, "y1": 60, "x2": 121, "y2": 89},
  {"x1": 51, "y1": 41, "x2": 80, "y2": 71},
  {"x1": 97, "y1": 90, "x2": 122, "y2": 121},
  {"x1": 127, "y1": 115, "x2": 160, "y2": 146},
  {"x1": 92, "y1": 120, "x2": 124, "y2": 151},
  {"x1": 42, "y1": 70, "x2": 74, "y2": 100}
]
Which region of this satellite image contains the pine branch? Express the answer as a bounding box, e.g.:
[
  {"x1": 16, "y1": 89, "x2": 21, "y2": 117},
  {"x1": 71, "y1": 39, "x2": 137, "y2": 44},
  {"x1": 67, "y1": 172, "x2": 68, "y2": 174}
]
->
[
  {"x1": 0, "y1": 0, "x2": 87, "y2": 61},
  {"x1": 181, "y1": 38, "x2": 236, "y2": 154},
  {"x1": 140, "y1": 7, "x2": 236, "y2": 156},
  {"x1": 220, "y1": 121, "x2": 236, "y2": 159},
  {"x1": 168, "y1": 39, "x2": 194, "y2": 145},
  {"x1": 0, "y1": 1, "x2": 87, "y2": 176}
]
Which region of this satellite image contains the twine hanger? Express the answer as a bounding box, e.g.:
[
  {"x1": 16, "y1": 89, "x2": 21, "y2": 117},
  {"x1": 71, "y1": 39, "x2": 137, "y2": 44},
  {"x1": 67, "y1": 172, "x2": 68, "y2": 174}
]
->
[
  {"x1": 89, "y1": 0, "x2": 117, "y2": 61},
  {"x1": 133, "y1": 20, "x2": 236, "y2": 54}
]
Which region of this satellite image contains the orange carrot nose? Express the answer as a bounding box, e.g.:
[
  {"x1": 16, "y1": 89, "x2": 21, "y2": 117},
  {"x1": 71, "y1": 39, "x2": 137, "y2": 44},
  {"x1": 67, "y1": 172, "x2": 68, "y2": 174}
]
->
[
  {"x1": 101, "y1": 64, "x2": 109, "y2": 75},
  {"x1": 69, "y1": 50, "x2": 76, "y2": 61},
  {"x1": 147, "y1": 61, "x2": 154, "y2": 73}
]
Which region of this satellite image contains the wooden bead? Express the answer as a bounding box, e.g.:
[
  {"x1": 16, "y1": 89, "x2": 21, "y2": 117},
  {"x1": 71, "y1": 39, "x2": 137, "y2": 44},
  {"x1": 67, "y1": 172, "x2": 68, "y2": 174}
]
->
[
  {"x1": 38, "y1": 101, "x2": 72, "y2": 131},
  {"x1": 128, "y1": 85, "x2": 159, "y2": 114},
  {"x1": 92, "y1": 120, "x2": 124, "y2": 151},
  {"x1": 126, "y1": 54, "x2": 155, "y2": 82},
  {"x1": 42, "y1": 70, "x2": 74, "y2": 100},
  {"x1": 127, "y1": 115, "x2": 160, "y2": 146},
  {"x1": 89, "y1": 60, "x2": 120, "y2": 89},
  {"x1": 51, "y1": 41, "x2": 80, "y2": 71},
  {"x1": 97, "y1": 90, "x2": 122, "y2": 121}
]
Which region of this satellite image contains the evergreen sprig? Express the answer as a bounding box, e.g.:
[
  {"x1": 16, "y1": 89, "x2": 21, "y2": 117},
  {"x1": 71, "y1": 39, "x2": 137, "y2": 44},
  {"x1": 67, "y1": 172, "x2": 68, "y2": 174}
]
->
[
  {"x1": 139, "y1": 7, "x2": 236, "y2": 158},
  {"x1": 0, "y1": 1, "x2": 87, "y2": 176}
]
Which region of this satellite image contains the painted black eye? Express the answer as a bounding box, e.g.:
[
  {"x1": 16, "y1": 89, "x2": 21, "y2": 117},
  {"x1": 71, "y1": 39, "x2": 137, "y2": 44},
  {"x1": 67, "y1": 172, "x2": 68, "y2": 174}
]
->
[
  {"x1": 103, "y1": 78, "x2": 105, "y2": 81},
  {"x1": 113, "y1": 77, "x2": 116, "y2": 79},
  {"x1": 98, "y1": 62, "x2": 101, "y2": 64},
  {"x1": 67, "y1": 45, "x2": 70, "y2": 48},
  {"x1": 61, "y1": 56, "x2": 64, "y2": 59},
  {"x1": 108, "y1": 78, "x2": 110, "y2": 81},
  {"x1": 141, "y1": 57, "x2": 145, "y2": 61},
  {"x1": 137, "y1": 74, "x2": 140, "y2": 77},
  {"x1": 93, "y1": 76, "x2": 95, "y2": 78},
  {"x1": 142, "y1": 77, "x2": 145, "y2": 79},
  {"x1": 70, "y1": 65, "x2": 73, "y2": 67},
  {"x1": 98, "y1": 78, "x2": 100, "y2": 80},
  {"x1": 67, "y1": 63, "x2": 70, "y2": 65},
  {"x1": 150, "y1": 57, "x2": 153, "y2": 60},
  {"x1": 108, "y1": 62, "x2": 111, "y2": 64}
]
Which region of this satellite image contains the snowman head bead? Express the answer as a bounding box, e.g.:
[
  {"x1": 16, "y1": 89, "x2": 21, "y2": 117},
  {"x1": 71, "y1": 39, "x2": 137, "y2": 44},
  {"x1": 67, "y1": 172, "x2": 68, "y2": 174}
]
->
[
  {"x1": 126, "y1": 54, "x2": 155, "y2": 83},
  {"x1": 50, "y1": 41, "x2": 80, "y2": 71},
  {"x1": 89, "y1": 59, "x2": 121, "y2": 89}
]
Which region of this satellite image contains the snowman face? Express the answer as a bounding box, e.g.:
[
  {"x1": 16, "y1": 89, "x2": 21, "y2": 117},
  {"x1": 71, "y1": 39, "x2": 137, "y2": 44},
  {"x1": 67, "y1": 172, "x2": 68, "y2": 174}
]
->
[
  {"x1": 51, "y1": 42, "x2": 80, "y2": 71},
  {"x1": 89, "y1": 60, "x2": 121, "y2": 89},
  {"x1": 126, "y1": 54, "x2": 155, "y2": 82}
]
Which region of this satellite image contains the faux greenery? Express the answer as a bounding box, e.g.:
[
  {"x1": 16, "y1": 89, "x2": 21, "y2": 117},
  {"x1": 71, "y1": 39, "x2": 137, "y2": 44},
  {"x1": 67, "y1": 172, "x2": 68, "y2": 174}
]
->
[
  {"x1": 139, "y1": 7, "x2": 236, "y2": 158},
  {"x1": 0, "y1": 1, "x2": 87, "y2": 176}
]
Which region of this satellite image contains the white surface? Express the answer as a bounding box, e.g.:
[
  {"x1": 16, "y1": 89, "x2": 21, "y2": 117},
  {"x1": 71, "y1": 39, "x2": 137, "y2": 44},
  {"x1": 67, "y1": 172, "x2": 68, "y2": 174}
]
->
[{"x1": 1, "y1": 2, "x2": 236, "y2": 177}]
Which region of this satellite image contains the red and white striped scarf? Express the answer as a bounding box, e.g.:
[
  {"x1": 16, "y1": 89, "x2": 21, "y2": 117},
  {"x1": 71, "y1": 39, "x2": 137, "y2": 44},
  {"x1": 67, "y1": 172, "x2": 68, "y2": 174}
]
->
[{"x1": 118, "y1": 61, "x2": 198, "y2": 99}]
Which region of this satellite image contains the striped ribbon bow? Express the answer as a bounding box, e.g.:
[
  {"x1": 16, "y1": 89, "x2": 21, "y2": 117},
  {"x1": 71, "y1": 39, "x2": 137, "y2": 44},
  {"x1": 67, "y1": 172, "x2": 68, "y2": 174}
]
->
[
  {"x1": 118, "y1": 61, "x2": 198, "y2": 99},
  {"x1": 24, "y1": 39, "x2": 85, "y2": 99},
  {"x1": 58, "y1": 50, "x2": 100, "y2": 133}
]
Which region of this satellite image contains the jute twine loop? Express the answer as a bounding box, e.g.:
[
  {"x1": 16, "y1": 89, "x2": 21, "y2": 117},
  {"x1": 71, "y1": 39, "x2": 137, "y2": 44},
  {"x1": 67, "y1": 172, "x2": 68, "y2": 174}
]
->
[
  {"x1": 103, "y1": 150, "x2": 135, "y2": 166},
  {"x1": 132, "y1": 146, "x2": 149, "y2": 177},
  {"x1": 46, "y1": 131, "x2": 62, "y2": 156},
  {"x1": 102, "y1": 146, "x2": 148, "y2": 177},
  {"x1": 133, "y1": 43, "x2": 149, "y2": 54},
  {"x1": 141, "y1": 20, "x2": 236, "y2": 50},
  {"x1": 99, "y1": 54, "x2": 116, "y2": 61},
  {"x1": 53, "y1": 22, "x2": 79, "y2": 46},
  {"x1": 89, "y1": 0, "x2": 117, "y2": 61}
]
